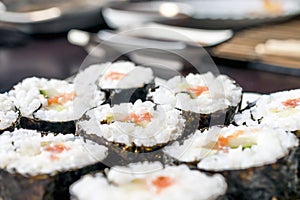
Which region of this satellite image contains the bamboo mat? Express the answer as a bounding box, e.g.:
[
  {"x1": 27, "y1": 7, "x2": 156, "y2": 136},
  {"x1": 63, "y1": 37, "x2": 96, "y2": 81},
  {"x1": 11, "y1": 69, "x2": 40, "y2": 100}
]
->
[{"x1": 212, "y1": 16, "x2": 300, "y2": 71}]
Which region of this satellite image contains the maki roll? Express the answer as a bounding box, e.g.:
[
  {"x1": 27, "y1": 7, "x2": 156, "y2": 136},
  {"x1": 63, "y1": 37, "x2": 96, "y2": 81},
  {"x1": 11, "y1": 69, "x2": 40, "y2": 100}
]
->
[
  {"x1": 78, "y1": 100, "x2": 185, "y2": 164},
  {"x1": 0, "y1": 129, "x2": 108, "y2": 200},
  {"x1": 148, "y1": 72, "x2": 242, "y2": 131},
  {"x1": 251, "y1": 89, "x2": 300, "y2": 137},
  {"x1": 0, "y1": 93, "x2": 19, "y2": 133},
  {"x1": 70, "y1": 162, "x2": 227, "y2": 200},
  {"x1": 75, "y1": 61, "x2": 154, "y2": 105},
  {"x1": 10, "y1": 77, "x2": 105, "y2": 134},
  {"x1": 165, "y1": 125, "x2": 299, "y2": 199},
  {"x1": 196, "y1": 125, "x2": 298, "y2": 170}
]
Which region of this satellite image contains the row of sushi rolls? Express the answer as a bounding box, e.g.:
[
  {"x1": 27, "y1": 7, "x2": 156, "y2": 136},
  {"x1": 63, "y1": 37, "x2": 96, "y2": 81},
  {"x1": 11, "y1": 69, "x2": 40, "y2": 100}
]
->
[{"x1": 0, "y1": 61, "x2": 299, "y2": 200}]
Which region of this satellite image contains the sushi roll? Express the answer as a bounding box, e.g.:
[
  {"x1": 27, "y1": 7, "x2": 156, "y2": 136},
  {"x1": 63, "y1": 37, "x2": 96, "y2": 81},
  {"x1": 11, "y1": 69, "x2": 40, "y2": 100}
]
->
[
  {"x1": 165, "y1": 125, "x2": 299, "y2": 199},
  {"x1": 78, "y1": 100, "x2": 185, "y2": 164},
  {"x1": 75, "y1": 61, "x2": 154, "y2": 105},
  {"x1": 70, "y1": 162, "x2": 227, "y2": 200},
  {"x1": 251, "y1": 89, "x2": 300, "y2": 137},
  {"x1": 0, "y1": 93, "x2": 19, "y2": 133},
  {"x1": 10, "y1": 77, "x2": 105, "y2": 134},
  {"x1": 148, "y1": 72, "x2": 242, "y2": 131},
  {"x1": 0, "y1": 129, "x2": 108, "y2": 200}
]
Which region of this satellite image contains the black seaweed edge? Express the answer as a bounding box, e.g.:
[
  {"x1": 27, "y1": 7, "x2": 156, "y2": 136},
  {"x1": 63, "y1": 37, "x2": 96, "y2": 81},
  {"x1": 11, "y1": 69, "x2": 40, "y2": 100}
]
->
[
  {"x1": 0, "y1": 161, "x2": 108, "y2": 200},
  {"x1": 101, "y1": 81, "x2": 155, "y2": 106},
  {"x1": 19, "y1": 117, "x2": 76, "y2": 135},
  {"x1": 167, "y1": 145, "x2": 299, "y2": 200}
]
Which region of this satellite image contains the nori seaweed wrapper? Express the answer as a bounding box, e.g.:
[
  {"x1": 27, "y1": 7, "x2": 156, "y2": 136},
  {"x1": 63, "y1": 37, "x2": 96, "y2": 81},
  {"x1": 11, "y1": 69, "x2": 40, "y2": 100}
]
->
[
  {"x1": 102, "y1": 82, "x2": 155, "y2": 105},
  {"x1": 164, "y1": 126, "x2": 299, "y2": 199},
  {"x1": 179, "y1": 104, "x2": 240, "y2": 142},
  {"x1": 0, "y1": 124, "x2": 17, "y2": 134},
  {"x1": 293, "y1": 130, "x2": 300, "y2": 139},
  {"x1": 204, "y1": 147, "x2": 299, "y2": 200},
  {"x1": 168, "y1": 147, "x2": 299, "y2": 200},
  {"x1": 79, "y1": 131, "x2": 166, "y2": 166},
  {"x1": 0, "y1": 162, "x2": 107, "y2": 200},
  {"x1": 182, "y1": 107, "x2": 234, "y2": 129},
  {"x1": 20, "y1": 117, "x2": 76, "y2": 135}
]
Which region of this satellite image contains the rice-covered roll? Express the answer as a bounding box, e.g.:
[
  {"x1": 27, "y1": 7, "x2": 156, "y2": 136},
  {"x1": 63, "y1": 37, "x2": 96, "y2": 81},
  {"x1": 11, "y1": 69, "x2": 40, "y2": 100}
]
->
[
  {"x1": 80, "y1": 100, "x2": 184, "y2": 148},
  {"x1": 0, "y1": 129, "x2": 108, "y2": 200},
  {"x1": 0, "y1": 93, "x2": 19, "y2": 133},
  {"x1": 70, "y1": 162, "x2": 227, "y2": 200},
  {"x1": 78, "y1": 100, "x2": 185, "y2": 164},
  {"x1": 75, "y1": 61, "x2": 154, "y2": 105},
  {"x1": 165, "y1": 125, "x2": 299, "y2": 199},
  {"x1": 166, "y1": 125, "x2": 298, "y2": 169},
  {"x1": 148, "y1": 72, "x2": 242, "y2": 130},
  {"x1": 10, "y1": 77, "x2": 105, "y2": 134},
  {"x1": 251, "y1": 89, "x2": 300, "y2": 136}
]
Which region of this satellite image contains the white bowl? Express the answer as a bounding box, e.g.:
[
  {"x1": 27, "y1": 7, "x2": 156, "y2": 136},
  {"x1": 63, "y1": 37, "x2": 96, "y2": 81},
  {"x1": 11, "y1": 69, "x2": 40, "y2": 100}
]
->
[{"x1": 102, "y1": 1, "x2": 194, "y2": 29}]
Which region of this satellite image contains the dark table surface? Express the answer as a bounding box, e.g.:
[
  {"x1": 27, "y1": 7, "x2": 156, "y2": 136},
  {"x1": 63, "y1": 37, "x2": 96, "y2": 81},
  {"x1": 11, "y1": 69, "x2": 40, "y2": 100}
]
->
[{"x1": 0, "y1": 33, "x2": 299, "y2": 94}]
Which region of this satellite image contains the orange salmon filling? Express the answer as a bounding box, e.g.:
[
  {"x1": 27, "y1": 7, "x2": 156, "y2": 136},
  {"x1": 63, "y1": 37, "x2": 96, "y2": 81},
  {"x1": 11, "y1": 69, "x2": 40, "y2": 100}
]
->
[
  {"x1": 125, "y1": 112, "x2": 152, "y2": 124},
  {"x1": 45, "y1": 143, "x2": 71, "y2": 161},
  {"x1": 263, "y1": 0, "x2": 283, "y2": 14},
  {"x1": 217, "y1": 130, "x2": 245, "y2": 148},
  {"x1": 45, "y1": 143, "x2": 71, "y2": 154},
  {"x1": 105, "y1": 71, "x2": 127, "y2": 80},
  {"x1": 50, "y1": 154, "x2": 59, "y2": 161},
  {"x1": 282, "y1": 98, "x2": 300, "y2": 108},
  {"x1": 151, "y1": 176, "x2": 174, "y2": 194},
  {"x1": 47, "y1": 92, "x2": 76, "y2": 106},
  {"x1": 186, "y1": 86, "x2": 208, "y2": 96}
]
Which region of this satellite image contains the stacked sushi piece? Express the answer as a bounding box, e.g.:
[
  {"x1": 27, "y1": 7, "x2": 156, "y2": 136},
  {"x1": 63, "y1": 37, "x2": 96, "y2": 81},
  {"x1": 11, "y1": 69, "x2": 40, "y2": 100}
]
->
[
  {"x1": 74, "y1": 61, "x2": 154, "y2": 105},
  {"x1": 251, "y1": 89, "x2": 300, "y2": 135},
  {"x1": 164, "y1": 125, "x2": 299, "y2": 199},
  {"x1": 78, "y1": 100, "x2": 185, "y2": 164},
  {"x1": 9, "y1": 77, "x2": 105, "y2": 134},
  {"x1": 0, "y1": 60, "x2": 298, "y2": 200},
  {"x1": 148, "y1": 73, "x2": 242, "y2": 127},
  {"x1": 81, "y1": 100, "x2": 184, "y2": 148},
  {"x1": 70, "y1": 162, "x2": 227, "y2": 200},
  {"x1": 234, "y1": 89, "x2": 300, "y2": 133},
  {"x1": 148, "y1": 72, "x2": 242, "y2": 140},
  {"x1": 231, "y1": 89, "x2": 300, "y2": 199},
  {"x1": 0, "y1": 68, "x2": 108, "y2": 199},
  {"x1": 0, "y1": 129, "x2": 108, "y2": 200}
]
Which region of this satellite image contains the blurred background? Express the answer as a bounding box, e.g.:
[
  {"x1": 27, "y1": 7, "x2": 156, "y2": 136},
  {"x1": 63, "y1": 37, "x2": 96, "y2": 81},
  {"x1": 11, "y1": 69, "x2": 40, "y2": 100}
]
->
[{"x1": 0, "y1": 0, "x2": 300, "y2": 93}]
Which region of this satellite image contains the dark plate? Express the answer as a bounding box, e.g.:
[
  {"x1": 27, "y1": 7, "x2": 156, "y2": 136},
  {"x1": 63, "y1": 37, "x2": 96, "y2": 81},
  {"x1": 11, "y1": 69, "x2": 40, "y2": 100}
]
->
[{"x1": 159, "y1": 16, "x2": 299, "y2": 30}]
